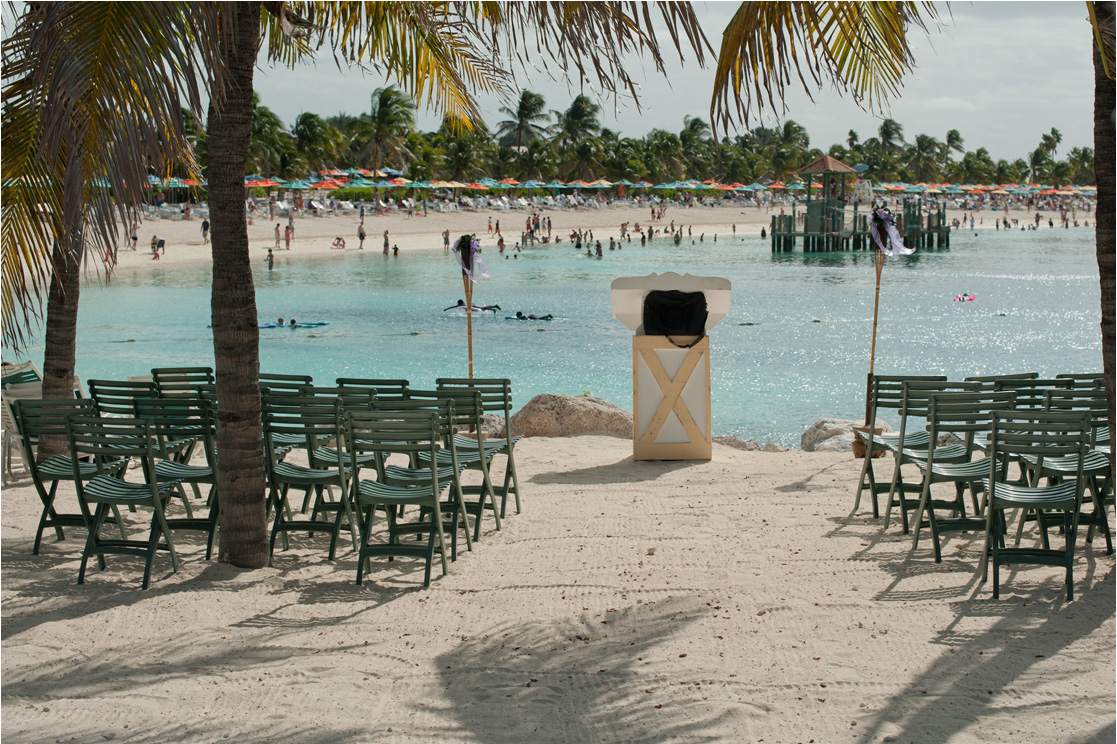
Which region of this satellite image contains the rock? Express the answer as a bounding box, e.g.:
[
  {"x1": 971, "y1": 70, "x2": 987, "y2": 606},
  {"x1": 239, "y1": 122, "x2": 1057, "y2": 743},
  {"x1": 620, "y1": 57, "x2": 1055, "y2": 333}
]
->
[
  {"x1": 510, "y1": 394, "x2": 633, "y2": 438},
  {"x1": 801, "y1": 418, "x2": 892, "y2": 453},
  {"x1": 713, "y1": 435, "x2": 761, "y2": 451},
  {"x1": 762, "y1": 441, "x2": 788, "y2": 452},
  {"x1": 455, "y1": 414, "x2": 506, "y2": 440},
  {"x1": 937, "y1": 432, "x2": 962, "y2": 447}
]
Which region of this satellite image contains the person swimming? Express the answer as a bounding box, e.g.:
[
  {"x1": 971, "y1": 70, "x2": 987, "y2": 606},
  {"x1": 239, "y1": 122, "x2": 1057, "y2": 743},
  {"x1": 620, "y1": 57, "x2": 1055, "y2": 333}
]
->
[
  {"x1": 277, "y1": 318, "x2": 285, "y2": 326},
  {"x1": 443, "y1": 299, "x2": 501, "y2": 312},
  {"x1": 515, "y1": 311, "x2": 554, "y2": 320}
]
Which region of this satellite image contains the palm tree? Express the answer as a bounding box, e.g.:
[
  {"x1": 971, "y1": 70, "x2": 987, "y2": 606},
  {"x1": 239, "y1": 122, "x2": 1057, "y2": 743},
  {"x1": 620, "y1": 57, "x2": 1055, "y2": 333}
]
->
[
  {"x1": 1089, "y1": 0, "x2": 1115, "y2": 472},
  {"x1": 291, "y1": 111, "x2": 339, "y2": 172},
  {"x1": 846, "y1": 129, "x2": 860, "y2": 150},
  {"x1": 249, "y1": 94, "x2": 293, "y2": 175},
  {"x1": 355, "y1": 87, "x2": 417, "y2": 174},
  {"x1": 550, "y1": 94, "x2": 601, "y2": 152},
  {"x1": 905, "y1": 133, "x2": 942, "y2": 182},
  {"x1": 945, "y1": 128, "x2": 965, "y2": 156},
  {"x1": 1040, "y1": 126, "x2": 1063, "y2": 157},
  {"x1": 877, "y1": 118, "x2": 905, "y2": 156},
  {"x1": 1, "y1": 2, "x2": 215, "y2": 430},
  {"x1": 496, "y1": 90, "x2": 548, "y2": 149},
  {"x1": 516, "y1": 138, "x2": 556, "y2": 180}
]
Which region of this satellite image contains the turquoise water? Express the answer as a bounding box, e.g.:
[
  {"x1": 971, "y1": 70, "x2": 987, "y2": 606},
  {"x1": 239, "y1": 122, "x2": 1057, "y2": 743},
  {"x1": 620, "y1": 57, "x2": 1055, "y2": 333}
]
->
[{"x1": 11, "y1": 227, "x2": 1103, "y2": 447}]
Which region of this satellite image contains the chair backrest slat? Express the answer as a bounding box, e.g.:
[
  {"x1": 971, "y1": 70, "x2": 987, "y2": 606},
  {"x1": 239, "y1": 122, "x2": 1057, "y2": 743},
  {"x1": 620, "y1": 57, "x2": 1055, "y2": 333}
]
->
[
  {"x1": 89, "y1": 379, "x2": 160, "y2": 417},
  {"x1": 435, "y1": 378, "x2": 513, "y2": 414},
  {"x1": 1055, "y1": 372, "x2": 1104, "y2": 389},
  {"x1": 992, "y1": 378, "x2": 1074, "y2": 410},
  {"x1": 990, "y1": 411, "x2": 1089, "y2": 468},
  {"x1": 260, "y1": 372, "x2": 313, "y2": 394},
  {"x1": 152, "y1": 366, "x2": 215, "y2": 396},
  {"x1": 963, "y1": 372, "x2": 1038, "y2": 390},
  {"x1": 336, "y1": 378, "x2": 409, "y2": 401}
]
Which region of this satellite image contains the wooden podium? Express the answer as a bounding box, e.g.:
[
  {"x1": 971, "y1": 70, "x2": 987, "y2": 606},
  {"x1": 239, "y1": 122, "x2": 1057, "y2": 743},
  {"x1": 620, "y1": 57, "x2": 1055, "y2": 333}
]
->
[{"x1": 632, "y1": 336, "x2": 711, "y2": 460}]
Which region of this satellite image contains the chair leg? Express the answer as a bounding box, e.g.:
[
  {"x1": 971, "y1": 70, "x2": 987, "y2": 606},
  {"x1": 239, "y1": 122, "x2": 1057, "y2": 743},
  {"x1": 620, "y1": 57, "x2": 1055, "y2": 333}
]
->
[
  {"x1": 1064, "y1": 510, "x2": 1076, "y2": 601},
  {"x1": 356, "y1": 505, "x2": 375, "y2": 586},
  {"x1": 78, "y1": 504, "x2": 109, "y2": 585}
]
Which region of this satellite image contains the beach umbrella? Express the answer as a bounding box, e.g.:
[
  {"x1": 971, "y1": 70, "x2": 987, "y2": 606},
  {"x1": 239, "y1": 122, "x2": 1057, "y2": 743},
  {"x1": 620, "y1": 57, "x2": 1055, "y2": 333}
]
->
[
  {"x1": 615, "y1": 179, "x2": 634, "y2": 186},
  {"x1": 381, "y1": 167, "x2": 404, "y2": 176},
  {"x1": 786, "y1": 182, "x2": 804, "y2": 191},
  {"x1": 409, "y1": 181, "x2": 432, "y2": 189},
  {"x1": 284, "y1": 179, "x2": 311, "y2": 190},
  {"x1": 652, "y1": 182, "x2": 671, "y2": 190},
  {"x1": 519, "y1": 180, "x2": 544, "y2": 189},
  {"x1": 464, "y1": 182, "x2": 489, "y2": 190},
  {"x1": 632, "y1": 181, "x2": 652, "y2": 188},
  {"x1": 500, "y1": 178, "x2": 521, "y2": 185}
]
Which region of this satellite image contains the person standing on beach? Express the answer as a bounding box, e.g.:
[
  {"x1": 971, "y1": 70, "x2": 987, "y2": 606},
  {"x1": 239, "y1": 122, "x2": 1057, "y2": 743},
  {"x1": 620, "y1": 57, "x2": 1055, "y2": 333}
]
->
[
  {"x1": 383, "y1": 230, "x2": 390, "y2": 255},
  {"x1": 495, "y1": 219, "x2": 500, "y2": 235},
  {"x1": 443, "y1": 229, "x2": 450, "y2": 251},
  {"x1": 358, "y1": 223, "x2": 366, "y2": 250},
  {"x1": 488, "y1": 216, "x2": 493, "y2": 234},
  {"x1": 201, "y1": 218, "x2": 210, "y2": 244},
  {"x1": 129, "y1": 222, "x2": 139, "y2": 250},
  {"x1": 284, "y1": 224, "x2": 293, "y2": 250},
  {"x1": 274, "y1": 223, "x2": 281, "y2": 249},
  {"x1": 360, "y1": 204, "x2": 365, "y2": 224},
  {"x1": 266, "y1": 248, "x2": 274, "y2": 271}
]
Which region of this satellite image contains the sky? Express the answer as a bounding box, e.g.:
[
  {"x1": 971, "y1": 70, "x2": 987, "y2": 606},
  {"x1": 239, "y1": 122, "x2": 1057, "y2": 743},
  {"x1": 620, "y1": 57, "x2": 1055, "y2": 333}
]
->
[{"x1": 253, "y1": 1, "x2": 1096, "y2": 163}]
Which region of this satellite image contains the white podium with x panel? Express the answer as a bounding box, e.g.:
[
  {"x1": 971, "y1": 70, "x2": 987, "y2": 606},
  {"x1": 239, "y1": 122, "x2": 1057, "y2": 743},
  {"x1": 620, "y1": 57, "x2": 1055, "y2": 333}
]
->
[{"x1": 612, "y1": 273, "x2": 731, "y2": 461}]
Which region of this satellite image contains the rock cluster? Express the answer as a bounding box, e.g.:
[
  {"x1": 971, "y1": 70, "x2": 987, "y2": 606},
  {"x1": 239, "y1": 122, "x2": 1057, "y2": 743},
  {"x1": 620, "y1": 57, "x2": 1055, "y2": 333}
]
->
[
  {"x1": 801, "y1": 418, "x2": 893, "y2": 453},
  {"x1": 510, "y1": 394, "x2": 633, "y2": 438}
]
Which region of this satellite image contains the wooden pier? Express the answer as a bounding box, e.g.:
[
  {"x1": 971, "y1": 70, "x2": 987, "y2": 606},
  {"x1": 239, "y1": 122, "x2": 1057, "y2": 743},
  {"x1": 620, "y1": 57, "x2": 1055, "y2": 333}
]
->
[
  {"x1": 770, "y1": 198, "x2": 951, "y2": 253},
  {"x1": 768, "y1": 155, "x2": 950, "y2": 253}
]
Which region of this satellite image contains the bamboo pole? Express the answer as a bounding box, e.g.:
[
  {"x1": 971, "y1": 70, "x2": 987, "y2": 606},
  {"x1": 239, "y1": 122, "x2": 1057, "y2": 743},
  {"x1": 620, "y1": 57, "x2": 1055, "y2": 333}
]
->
[
  {"x1": 463, "y1": 273, "x2": 474, "y2": 378},
  {"x1": 865, "y1": 249, "x2": 886, "y2": 425}
]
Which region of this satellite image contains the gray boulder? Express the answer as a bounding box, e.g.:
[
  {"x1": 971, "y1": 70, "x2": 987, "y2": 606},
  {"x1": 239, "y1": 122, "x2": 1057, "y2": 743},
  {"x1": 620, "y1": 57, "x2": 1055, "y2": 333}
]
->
[
  {"x1": 510, "y1": 394, "x2": 633, "y2": 438},
  {"x1": 801, "y1": 418, "x2": 893, "y2": 453}
]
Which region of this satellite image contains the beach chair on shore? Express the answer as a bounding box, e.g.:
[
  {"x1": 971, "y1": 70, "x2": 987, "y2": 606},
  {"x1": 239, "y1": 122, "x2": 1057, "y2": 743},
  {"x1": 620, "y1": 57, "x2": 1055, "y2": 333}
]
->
[
  {"x1": 963, "y1": 372, "x2": 1038, "y2": 390},
  {"x1": 909, "y1": 390, "x2": 1017, "y2": 563},
  {"x1": 67, "y1": 415, "x2": 183, "y2": 589},
  {"x1": 259, "y1": 372, "x2": 314, "y2": 395},
  {"x1": 980, "y1": 410, "x2": 1091, "y2": 600},
  {"x1": 14, "y1": 398, "x2": 128, "y2": 555},
  {"x1": 853, "y1": 374, "x2": 946, "y2": 519},
  {"x1": 89, "y1": 379, "x2": 160, "y2": 418},
  {"x1": 3, "y1": 380, "x2": 43, "y2": 484},
  {"x1": 1015, "y1": 389, "x2": 1113, "y2": 555},
  {"x1": 262, "y1": 395, "x2": 356, "y2": 560},
  {"x1": 436, "y1": 378, "x2": 523, "y2": 520},
  {"x1": 349, "y1": 409, "x2": 458, "y2": 588},
  {"x1": 883, "y1": 380, "x2": 981, "y2": 533},
  {"x1": 408, "y1": 389, "x2": 500, "y2": 541},
  {"x1": 336, "y1": 378, "x2": 410, "y2": 402},
  {"x1": 152, "y1": 367, "x2": 215, "y2": 397},
  {"x1": 133, "y1": 397, "x2": 220, "y2": 560},
  {"x1": 1055, "y1": 372, "x2": 1104, "y2": 389}
]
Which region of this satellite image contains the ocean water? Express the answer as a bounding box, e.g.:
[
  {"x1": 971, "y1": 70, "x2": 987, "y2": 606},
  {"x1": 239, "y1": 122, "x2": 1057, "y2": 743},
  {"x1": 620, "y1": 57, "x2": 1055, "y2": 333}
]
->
[{"x1": 12, "y1": 227, "x2": 1103, "y2": 447}]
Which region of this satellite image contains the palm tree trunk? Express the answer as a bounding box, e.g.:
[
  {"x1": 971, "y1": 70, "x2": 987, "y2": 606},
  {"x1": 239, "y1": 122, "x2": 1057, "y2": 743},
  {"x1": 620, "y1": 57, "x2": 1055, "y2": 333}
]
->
[
  {"x1": 209, "y1": 2, "x2": 268, "y2": 568},
  {"x1": 39, "y1": 136, "x2": 85, "y2": 460},
  {"x1": 1093, "y1": 2, "x2": 1115, "y2": 471}
]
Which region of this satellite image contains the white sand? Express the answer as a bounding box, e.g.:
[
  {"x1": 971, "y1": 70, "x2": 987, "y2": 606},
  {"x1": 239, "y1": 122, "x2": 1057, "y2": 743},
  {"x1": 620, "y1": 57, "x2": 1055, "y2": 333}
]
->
[
  {"x1": 2, "y1": 436, "x2": 1113, "y2": 742},
  {"x1": 104, "y1": 200, "x2": 985, "y2": 276}
]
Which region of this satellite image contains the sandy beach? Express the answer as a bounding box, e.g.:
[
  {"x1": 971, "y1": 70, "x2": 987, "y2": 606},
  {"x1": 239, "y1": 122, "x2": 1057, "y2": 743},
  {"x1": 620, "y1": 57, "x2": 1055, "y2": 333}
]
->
[
  {"x1": 105, "y1": 200, "x2": 989, "y2": 276},
  {"x1": 2, "y1": 435, "x2": 1112, "y2": 742}
]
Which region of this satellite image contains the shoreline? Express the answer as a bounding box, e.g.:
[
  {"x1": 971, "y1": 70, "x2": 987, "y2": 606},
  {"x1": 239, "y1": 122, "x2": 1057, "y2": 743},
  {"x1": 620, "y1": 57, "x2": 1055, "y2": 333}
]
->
[{"x1": 101, "y1": 202, "x2": 1037, "y2": 277}]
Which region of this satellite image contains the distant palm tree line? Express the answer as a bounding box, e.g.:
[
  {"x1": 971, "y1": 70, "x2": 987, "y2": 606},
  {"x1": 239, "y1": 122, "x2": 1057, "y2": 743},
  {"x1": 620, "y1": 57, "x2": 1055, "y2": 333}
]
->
[{"x1": 186, "y1": 87, "x2": 1096, "y2": 187}]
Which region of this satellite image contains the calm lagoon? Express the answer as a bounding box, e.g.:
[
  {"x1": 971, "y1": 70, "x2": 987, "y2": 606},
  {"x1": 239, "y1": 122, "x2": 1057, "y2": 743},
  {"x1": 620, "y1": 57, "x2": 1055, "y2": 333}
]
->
[{"x1": 17, "y1": 227, "x2": 1102, "y2": 447}]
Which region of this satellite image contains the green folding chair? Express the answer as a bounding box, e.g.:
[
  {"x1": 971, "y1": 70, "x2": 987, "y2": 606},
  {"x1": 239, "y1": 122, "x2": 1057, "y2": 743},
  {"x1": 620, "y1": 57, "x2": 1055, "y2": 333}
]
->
[
  {"x1": 366, "y1": 396, "x2": 472, "y2": 554},
  {"x1": 883, "y1": 380, "x2": 980, "y2": 532},
  {"x1": 1055, "y1": 372, "x2": 1104, "y2": 389},
  {"x1": 336, "y1": 378, "x2": 410, "y2": 401},
  {"x1": 409, "y1": 388, "x2": 501, "y2": 541},
  {"x1": 13, "y1": 398, "x2": 127, "y2": 554},
  {"x1": 436, "y1": 378, "x2": 523, "y2": 518},
  {"x1": 852, "y1": 374, "x2": 947, "y2": 519},
  {"x1": 348, "y1": 409, "x2": 457, "y2": 588},
  {"x1": 134, "y1": 397, "x2": 221, "y2": 559},
  {"x1": 909, "y1": 390, "x2": 1017, "y2": 563},
  {"x1": 89, "y1": 379, "x2": 159, "y2": 417},
  {"x1": 262, "y1": 395, "x2": 355, "y2": 560},
  {"x1": 152, "y1": 366, "x2": 215, "y2": 397},
  {"x1": 67, "y1": 415, "x2": 183, "y2": 590},
  {"x1": 980, "y1": 410, "x2": 1091, "y2": 600},
  {"x1": 260, "y1": 372, "x2": 313, "y2": 395},
  {"x1": 1015, "y1": 389, "x2": 1113, "y2": 555},
  {"x1": 962, "y1": 372, "x2": 1038, "y2": 390}
]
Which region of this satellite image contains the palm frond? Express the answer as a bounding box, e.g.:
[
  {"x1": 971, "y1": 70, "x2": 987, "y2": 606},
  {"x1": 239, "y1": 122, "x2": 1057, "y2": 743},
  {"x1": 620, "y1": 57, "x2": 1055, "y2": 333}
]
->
[
  {"x1": 1, "y1": 1, "x2": 228, "y2": 350},
  {"x1": 710, "y1": 1, "x2": 938, "y2": 134}
]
